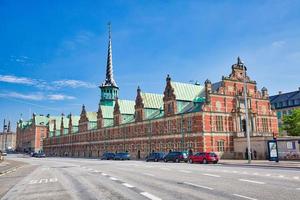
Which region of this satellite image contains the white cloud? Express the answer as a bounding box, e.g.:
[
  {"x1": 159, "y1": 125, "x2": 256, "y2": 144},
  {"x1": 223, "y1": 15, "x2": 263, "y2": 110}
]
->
[
  {"x1": 0, "y1": 92, "x2": 44, "y2": 101},
  {"x1": 271, "y1": 40, "x2": 286, "y2": 48},
  {"x1": 0, "y1": 75, "x2": 35, "y2": 85},
  {"x1": 0, "y1": 74, "x2": 96, "y2": 90},
  {"x1": 52, "y1": 80, "x2": 97, "y2": 89},
  {"x1": 0, "y1": 92, "x2": 76, "y2": 101},
  {"x1": 47, "y1": 94, "x2": 76, "y2": 100}
]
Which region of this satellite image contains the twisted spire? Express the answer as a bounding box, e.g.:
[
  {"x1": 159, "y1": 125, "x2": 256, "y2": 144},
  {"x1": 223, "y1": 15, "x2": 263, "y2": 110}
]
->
[{"x1": 103, "y1": 22, "x2": 117, "y2": 87}]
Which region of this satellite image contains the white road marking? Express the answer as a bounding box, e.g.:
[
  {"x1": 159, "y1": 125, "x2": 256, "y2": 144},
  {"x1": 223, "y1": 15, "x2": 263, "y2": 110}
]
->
[
  {"x1": 278, "y1": 175, "x2": 284, "y2": 178},
  {"x1": 242, "y1": 172, "x2": 248, "y2": 174},
  {"x1": 39, "y1": 179, "x2": 48, "y2": 183},
  {"x1": 122, "y1": 183, "x2": 135, "y2": 188},
  {"x1": 140, "y1": 192, "x2": 162, "y2": 200},
  {"x1": 253, "y1": 173, "x2": 259, "y2": 176},
  {"x1": 109, "y1": 177, "x2": 118, "y2": 181},
  {"x1": 233, "y1": 193, "x2": 257, "y2": 200},
  {"x1": 265, "y1": 174, "x2": 271, "y2": 176},
  {"x1": 179, "y1": 170, "x2": 191, "y2": 173},
  {"x1": 29, "y1": 180, "x2": 38, "y2": 184},
  {"x1": 203, "y1": 173, "x2": 221, "y2": 178},
  {"x1": 293, "y1": 176, "x2": 299, "y2": 180},
  {"x1": 233, "y1": 171, "x2": 238, "y2": 173},
  {"x1": 183, "y1": 182, "x2": 213, "y2": 190},
  {"x1": 161, "y1": 167, "x2": 171, "y2": 171},
  {"x1": 143, "y1": 173, "x2": 155, "y2": 177},
  {"x1": 49, "y1": 178, "x2": 58, "y2": 182},
  {"x1": 296, "y1": 188, "x2": 300, "y2": 190},
  {"x1": 101, "y1": 173, "x2": 108, "y2": 176},
  {"x1": 239, "y1": 179, "x2": 265, "y2": 185}
]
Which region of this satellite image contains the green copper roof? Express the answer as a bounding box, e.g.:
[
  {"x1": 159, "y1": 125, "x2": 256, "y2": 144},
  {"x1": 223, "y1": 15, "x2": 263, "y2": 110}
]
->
[
  {"x1": 86, "y1": 112, "x2": 97, "y2": 122},
  {"x1": 101, "y1": 105, "x2": 114, "y2": 119},
  {"x1": 171, "y1": 81, "x2": 204, "y2": 101},
  {"x1": 34, "y1": 115, "x2": 49, "y2": 126},
  {"x1": 118, "y1": 100, "x2": 135, "y2": 114},
  {"x1": 141, "y1": 92, "x2": 163, "y2": 109}
]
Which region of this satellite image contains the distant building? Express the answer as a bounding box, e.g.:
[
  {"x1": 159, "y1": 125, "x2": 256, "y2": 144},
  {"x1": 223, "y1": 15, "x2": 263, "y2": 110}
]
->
[
  {"x1": 43, "y1": 25, "x2": 279, "y2": 159},
  {"x1": 0, "y1": 120, "x2": 16, "y2": 151},
  {"x1": 270, "y1": 88, "x2": 300, "y2": 131},
  {"x1": 16, "y1": 114, "x2": 79, "y2": 152}
]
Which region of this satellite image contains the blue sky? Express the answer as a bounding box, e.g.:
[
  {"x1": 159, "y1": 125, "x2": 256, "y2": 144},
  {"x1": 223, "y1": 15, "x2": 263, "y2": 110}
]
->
[{"x1": 1, "y1": 0, "x2": 300, "y2": 130}]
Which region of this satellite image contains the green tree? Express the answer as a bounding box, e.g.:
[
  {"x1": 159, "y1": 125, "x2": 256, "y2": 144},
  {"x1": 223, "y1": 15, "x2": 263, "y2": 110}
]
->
[{"x1": 282, "y1": 109, "x2": 300, "y2": 136}]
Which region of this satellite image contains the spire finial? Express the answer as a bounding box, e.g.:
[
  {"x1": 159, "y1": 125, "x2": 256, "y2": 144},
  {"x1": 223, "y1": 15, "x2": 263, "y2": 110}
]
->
[{"x1": 102, "y1": 22, "x2": 117, "y2": 88}]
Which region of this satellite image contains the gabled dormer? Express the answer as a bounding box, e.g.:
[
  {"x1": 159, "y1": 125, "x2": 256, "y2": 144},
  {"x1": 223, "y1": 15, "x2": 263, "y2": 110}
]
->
[
  {"x1": 79, "y1": 104, "x2": 88, "y2": 132},
  {"x1": 135, "y1": 86, "x2": 144, "y2": 122},
  {"x1": 163, "y1": 75, "x2": 177, "y2": 116},
  {"x1": 97, "y1": 104, "x2": 103, "y2": 129},
  {"x1": 113, "y1": 98, "x2": 121, "y2": 126}
]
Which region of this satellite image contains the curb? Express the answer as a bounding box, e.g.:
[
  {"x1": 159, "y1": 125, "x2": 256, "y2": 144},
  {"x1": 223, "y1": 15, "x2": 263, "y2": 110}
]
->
[{"x1": 220, "y1": 162, "x2": 300, "y2": 170}]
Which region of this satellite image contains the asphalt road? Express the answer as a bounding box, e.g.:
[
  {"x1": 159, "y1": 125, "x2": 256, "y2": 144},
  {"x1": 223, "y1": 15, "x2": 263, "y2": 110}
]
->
[{"x1": 1, "y1": 154, "x2": 300, "y2": 200}]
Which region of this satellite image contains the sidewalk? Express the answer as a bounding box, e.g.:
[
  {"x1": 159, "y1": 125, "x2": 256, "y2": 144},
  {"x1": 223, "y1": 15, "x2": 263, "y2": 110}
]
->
[{"x1": 219, "y1": 159, "x2": 300, "y2": 169}]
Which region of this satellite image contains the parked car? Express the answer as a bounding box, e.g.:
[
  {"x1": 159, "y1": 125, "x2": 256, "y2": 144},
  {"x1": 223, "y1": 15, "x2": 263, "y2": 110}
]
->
[
  {"x1": 146, "y1": 152, "x2": 165, "y2": 162},
  {"x1": 188, "y1": 152, "x2": 219, "y2": 164},
  {"x1": 114, "y1": 152, "x2": 131, "y2": 160},
  {"x1": 164, "y1": 151, "x2": 188, "y2": 163},
  {"x1": 32, "y1": 152, "x2": 46, "y2": 158},
  {"x1": 101, "y1": 152, "x2": 115, "y2": 160},
  {"x1": 1, "y1": 152, "x2": 7, "y2": 156}
]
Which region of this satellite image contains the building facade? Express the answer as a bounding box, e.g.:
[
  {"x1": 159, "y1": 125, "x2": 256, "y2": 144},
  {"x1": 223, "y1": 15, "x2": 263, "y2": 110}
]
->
[
  {"x1": 270, "y1": 88, "x2": 300, "y2": 131},
  {"x1": 43, "y1": 26, "x2": 279, "y2": 159},
  {"x1": 1, "y1": 120, "x2": 16, "y2": 151},
  {"x1": 16, "y1": 114, "x2": 63, "y2": 153}
]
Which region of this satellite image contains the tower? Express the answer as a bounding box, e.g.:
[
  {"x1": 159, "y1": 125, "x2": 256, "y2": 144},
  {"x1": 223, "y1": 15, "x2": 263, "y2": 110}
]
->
[{"x1": 99, "y1": 22, "x2": 119, "y2": 106}]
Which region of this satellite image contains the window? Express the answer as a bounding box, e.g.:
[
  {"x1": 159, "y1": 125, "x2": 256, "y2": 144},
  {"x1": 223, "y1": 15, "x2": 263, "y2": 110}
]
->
[
  {"x1": 187, "y1": 117, "x2": 192, "y2": 132},
  {"x1": 217, "y1": 140, "x2": 225, "y2": 152},
  {"x1": 262, "y1": 118, "x2": 268, "y2": 132},
  {"x1": 216, "y1": 116, "x2": 223, "y2": 132},
  {"x1": 277, "y1": 111, "x2": 282, "y2": 119},
  {"x1": 167, "y1": 120, "x2": 172, "y2": 133}
]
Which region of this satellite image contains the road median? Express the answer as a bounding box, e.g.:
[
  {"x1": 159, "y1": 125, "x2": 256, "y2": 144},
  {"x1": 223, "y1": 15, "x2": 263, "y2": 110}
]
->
[{"x1": 219, "y1": 159, "x2": 300, "y2": 169}]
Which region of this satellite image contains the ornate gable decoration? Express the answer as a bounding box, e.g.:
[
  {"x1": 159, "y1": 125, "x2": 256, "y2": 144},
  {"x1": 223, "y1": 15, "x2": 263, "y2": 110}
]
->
[
  {"x1": 223, "y1": 57, "x2": 254, "y2": 83},
  {"x1": 79, "y1": 104, "x2": 88, "y2": 123},
  {"x1": 135, "y1": 86, "x2": 144, "y2": 109},
  {"x1": 114, "y1": 98, "x2": 120, "y2": 115},
  {"x1": 163, "y1": 74, "x2": 176, "y2": 102},
  {"x1": 97, "y1": 105, "x2": 103, "y2": 119}
]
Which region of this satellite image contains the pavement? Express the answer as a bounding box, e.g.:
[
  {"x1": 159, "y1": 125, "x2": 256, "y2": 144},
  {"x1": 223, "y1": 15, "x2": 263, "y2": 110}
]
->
[{"x1": 0, "y1": 154, "x2": 300, "y2": 200}]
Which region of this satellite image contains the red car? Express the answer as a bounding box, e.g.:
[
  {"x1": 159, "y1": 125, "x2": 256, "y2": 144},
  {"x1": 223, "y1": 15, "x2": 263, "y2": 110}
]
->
[{"x1": 188, "y1": 152, "x2": 219, "y2": 164}]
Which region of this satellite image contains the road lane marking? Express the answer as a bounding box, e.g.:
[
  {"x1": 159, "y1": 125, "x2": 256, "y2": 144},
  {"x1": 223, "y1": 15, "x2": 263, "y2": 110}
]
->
[
  {"x1": 253, "y1": 173, "x2": 259, "y2": 176},
  {"x1": 203, "y1": 173, "x2": 221, "y2": 178},
  {"x1": 179, "y1": 170, "x2": 191, "y2": 173},
  {"x1": 101, "y1": 173, "x2": 108, "y2": 176},
  {"x1": 161, "y1": 167, "x2": 171, "y2": 171},
  {"x1": 109, "y1": 177, "x2": 118, "y2": 181},
  {"x1": 233, "y1": 194, "x2": 257, "y2": 200},
  {"x1": 239, "y1": 179, "x2": 265, "y2": 185},
  {"x1": 265, "y1": 174, "x2": 271, "y2": 176},
  {"x1": 122, "y1": 183, "x2": 135, "y2": 188},
  {"x1": 293, "y1": 176, "x2": 299, "y2": 180},
  {"x1": 296, "y1": 188, "x2": 300, "y2": 190},
  {"x1": 143, "y1": 173, "x2": 155, "y2": 177},
  {"x1": 183, "y1": 182, "x2": 213, "y2": 190},
  {"x1": 140, "y1": 192, "x2": 162, "y2": 200}
]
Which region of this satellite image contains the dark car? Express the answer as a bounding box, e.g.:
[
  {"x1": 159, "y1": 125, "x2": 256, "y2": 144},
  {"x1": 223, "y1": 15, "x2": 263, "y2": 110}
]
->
[
  {"x1": 114, "y1": 152, "x2": 131, "y2": 160},
  {"x1": 32, "y1": 152, "x2": 46, "y2": 158},
  {"x1": 101, "y1": 152, "x2": 115, "y2": 160},
  {"x1": 164, "y1": 151, "x2": 188, "y2": 163},
  {"x1": 188, "y1": 152, "x2": 219, "y2": 164},
  {"x1": 146, "y1": 152, "x2": 165, "y2": 162}
]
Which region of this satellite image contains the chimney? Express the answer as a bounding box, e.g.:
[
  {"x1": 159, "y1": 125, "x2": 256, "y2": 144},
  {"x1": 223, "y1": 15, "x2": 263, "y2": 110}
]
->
[{"x1": 278, "y1": 91, "x2": 282, "y2": 95}]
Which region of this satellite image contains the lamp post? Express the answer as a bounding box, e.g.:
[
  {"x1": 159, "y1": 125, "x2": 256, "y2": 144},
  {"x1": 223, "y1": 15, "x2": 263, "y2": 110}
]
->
[{"x1": 243, "y1": 64, "x2": 252, "y2": 164}]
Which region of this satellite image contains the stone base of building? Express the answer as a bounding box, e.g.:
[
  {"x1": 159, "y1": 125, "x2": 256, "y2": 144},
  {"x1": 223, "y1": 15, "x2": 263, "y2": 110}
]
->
[{"x1": 234, "y1": 136, "x2": 274, "y2": 160}]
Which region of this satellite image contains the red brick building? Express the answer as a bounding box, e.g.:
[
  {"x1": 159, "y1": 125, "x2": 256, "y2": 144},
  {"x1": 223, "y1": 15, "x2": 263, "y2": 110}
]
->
[{"x1": 43, "y1": 26, "x2": 278, "y2": 159}]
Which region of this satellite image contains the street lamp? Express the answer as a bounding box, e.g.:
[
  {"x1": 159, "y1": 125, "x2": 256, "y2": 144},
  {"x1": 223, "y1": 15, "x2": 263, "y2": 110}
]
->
[{"x1": 243, "y1": 63, "x2": 252, "y2": 164}]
